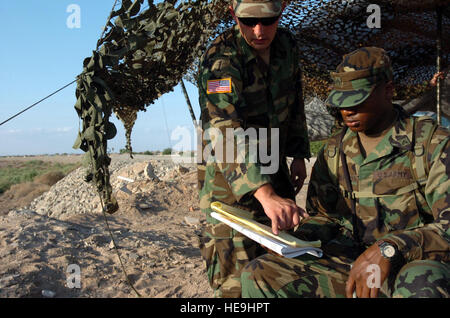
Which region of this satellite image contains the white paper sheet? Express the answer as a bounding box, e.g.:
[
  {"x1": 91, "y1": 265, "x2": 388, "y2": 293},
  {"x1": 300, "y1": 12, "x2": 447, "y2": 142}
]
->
[{"x1": 211, "y1": 212, "x2": 323, "y2": 258}]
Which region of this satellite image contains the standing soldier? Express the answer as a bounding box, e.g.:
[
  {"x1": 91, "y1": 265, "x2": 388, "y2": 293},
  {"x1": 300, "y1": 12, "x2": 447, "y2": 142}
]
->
[
  {"x1": 240, "y1": 47, "x2": 450, "y2": 298},
  {"x1": 197, "y1": 0, "x2": 311, "y2": 297}
]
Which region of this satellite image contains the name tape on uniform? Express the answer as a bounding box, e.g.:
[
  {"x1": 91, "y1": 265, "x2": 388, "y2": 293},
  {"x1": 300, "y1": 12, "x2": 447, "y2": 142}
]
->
[{"x1": 207, "y1": 78, "x2": 232, "y2": 94}]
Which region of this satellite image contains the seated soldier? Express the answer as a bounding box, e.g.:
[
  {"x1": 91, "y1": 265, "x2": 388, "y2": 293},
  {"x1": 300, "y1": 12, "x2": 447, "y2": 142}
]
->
[{"x1": 240, "y1": 47, "x2": 450, "y2": 298}]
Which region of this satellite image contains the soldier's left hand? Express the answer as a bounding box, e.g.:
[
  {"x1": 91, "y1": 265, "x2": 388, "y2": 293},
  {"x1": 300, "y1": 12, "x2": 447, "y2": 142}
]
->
[
  {"x1": 290, "y1": 158, "x2": 307, "y2": 195},
  {"x1": 345, "y1": 244, "x2": 391, "y2": 298}
]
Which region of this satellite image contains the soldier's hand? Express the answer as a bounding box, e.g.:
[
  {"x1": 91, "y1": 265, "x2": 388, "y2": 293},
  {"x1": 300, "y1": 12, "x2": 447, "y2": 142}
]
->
[
  {"x1": 345, "y1": 244, "x2": 391, "y2": 298},
  {"x1": 254, "y1": 184, "x2": 309, "y2": 235},
  {"x1": 290, "y1": 158, "x2": 307, "y2": 195}
]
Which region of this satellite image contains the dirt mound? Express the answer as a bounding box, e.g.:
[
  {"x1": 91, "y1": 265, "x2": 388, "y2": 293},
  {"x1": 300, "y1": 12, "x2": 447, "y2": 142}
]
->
[
  {"x1": 34, "y1": 171, "x2": 65, "y2": 186},
  {"x1": 0, "y1": 170, "x2": 67, "y2": 216},
  {"x1": 1, "y1": 157, "x2": 212, "y2": 298}
]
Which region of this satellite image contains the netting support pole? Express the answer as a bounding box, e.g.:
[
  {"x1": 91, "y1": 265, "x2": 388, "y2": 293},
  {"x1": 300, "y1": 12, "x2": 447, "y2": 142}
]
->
[
  {"x1": 180, "y1": 80, "x2": 198, "y2": 129},
  {"x1": 436, "y1": 7, "x2": 442, "y2": 126}
]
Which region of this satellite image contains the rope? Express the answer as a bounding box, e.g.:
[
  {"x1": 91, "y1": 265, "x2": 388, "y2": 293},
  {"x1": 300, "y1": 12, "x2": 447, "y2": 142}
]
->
[
  {"x1": 87, "y1": 146, "x2": 142, "y2": 298},
  {"x1": 99, "y1": 196, "x2": 143, "y2": 298},
  {"x1": 0, "y1": 79, "x2": 77, "y2": 127},
  {"x1": 180, "y1": 80, "x2": 198, "y2": 129},
  {"x1": 96, "y1": 0, "x2": 119, "y2": 51}
]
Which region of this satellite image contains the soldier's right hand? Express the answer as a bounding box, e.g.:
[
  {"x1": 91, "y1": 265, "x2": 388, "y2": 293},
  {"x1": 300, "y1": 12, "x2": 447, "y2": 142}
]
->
[{"x1": 254, "y1": 184, "x2": 309, "y2": 235}]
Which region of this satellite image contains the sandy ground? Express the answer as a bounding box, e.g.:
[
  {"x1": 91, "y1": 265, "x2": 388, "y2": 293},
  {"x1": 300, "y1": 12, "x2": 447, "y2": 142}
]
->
[{"x1": 0, "y1": 154, "x2": 315, "y2": 298}]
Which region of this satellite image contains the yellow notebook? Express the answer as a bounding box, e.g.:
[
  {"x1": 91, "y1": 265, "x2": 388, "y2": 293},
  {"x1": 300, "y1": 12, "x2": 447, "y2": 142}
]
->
[{"x1": 210, "y1": 202, "x2": 321, "y2": 249}]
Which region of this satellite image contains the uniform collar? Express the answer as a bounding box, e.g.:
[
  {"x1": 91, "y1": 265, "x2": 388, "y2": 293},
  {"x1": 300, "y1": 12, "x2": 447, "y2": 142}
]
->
[{"x1": 341, "y1": 105, "x2": 412, "y2": 164}]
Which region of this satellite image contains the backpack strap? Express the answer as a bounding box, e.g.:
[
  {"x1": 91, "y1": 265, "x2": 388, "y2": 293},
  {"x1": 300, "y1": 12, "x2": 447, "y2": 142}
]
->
[
  {"x1": 409, "y1": 116, "x2": 438, "y2": 188},
  {"x1": 338, "y1": 129, "x2": 362, "y2": 245},
  {"x1": 324, "y1": 128, "x2": 345, "y2": 184}
]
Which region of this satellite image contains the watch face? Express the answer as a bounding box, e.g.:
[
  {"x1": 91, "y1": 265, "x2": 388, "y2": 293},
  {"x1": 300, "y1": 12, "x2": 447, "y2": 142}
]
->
[{"x1": 383, "y1": 245, "x2": 396, "y2": 258}]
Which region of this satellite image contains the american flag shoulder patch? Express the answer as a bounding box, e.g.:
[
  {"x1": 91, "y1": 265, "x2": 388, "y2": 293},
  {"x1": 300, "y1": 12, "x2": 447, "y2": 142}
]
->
[{"x1": 207, "y1": 78, "x2": 232, "y2": 94}]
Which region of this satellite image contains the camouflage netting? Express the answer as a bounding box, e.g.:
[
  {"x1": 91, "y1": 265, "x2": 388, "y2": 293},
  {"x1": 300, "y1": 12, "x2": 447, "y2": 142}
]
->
[{"x1": 73, "y1": 0, "x2": 450, "y2": 213}]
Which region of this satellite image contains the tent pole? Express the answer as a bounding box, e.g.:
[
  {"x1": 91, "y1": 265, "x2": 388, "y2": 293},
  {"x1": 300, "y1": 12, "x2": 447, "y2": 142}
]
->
[
  {"x1": 180, "y1": 80, "x2": 198, "y2": 129},
  {"x1": 436, "y1": 7, "x2": 442, "y2": 126}
]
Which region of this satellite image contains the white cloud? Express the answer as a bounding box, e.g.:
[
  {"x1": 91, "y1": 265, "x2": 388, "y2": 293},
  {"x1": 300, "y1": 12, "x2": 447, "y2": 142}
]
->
[
  {"x1": 4, "y1": 128, "x2": 23, "y2": 134},
  {"x1": 0, "y1": 127, "x2": 74, "y2": 135},
  {"x1": 53, "y1": 127, "x2": 73, "y2": 133}
]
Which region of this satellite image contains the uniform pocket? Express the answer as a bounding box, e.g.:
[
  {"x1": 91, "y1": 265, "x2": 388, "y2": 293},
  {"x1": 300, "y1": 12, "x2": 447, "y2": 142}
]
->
[
  {"x1": 198, "y1": 222, "x2": 264, "y2": 292},
  {"x1": 197, "y1": 223, "x2": 235, "y2": 290},
  {"x1": 372, "y1": 170, "x2": 424, "y2": 231}
]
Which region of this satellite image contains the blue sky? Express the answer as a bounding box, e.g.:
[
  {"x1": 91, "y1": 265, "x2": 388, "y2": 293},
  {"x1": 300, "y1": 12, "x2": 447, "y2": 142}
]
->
[{"x1": 0, "y1": 0, "x2": 201, "y2": 156}]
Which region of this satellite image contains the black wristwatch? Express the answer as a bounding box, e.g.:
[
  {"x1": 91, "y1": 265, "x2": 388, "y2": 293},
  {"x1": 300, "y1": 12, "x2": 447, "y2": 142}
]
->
[{"x1": 377, "y1": 240, "x2": 397, "y2": 260}]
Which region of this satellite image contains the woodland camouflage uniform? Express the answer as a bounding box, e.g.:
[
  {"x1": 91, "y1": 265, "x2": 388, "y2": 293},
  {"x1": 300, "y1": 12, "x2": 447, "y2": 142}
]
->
[
  {"x1": 241, "y1": 47, "x2": 450, "y2": 298},
  {"x1": 196, "y1": 16, "x2": 311, "y2": 296}
]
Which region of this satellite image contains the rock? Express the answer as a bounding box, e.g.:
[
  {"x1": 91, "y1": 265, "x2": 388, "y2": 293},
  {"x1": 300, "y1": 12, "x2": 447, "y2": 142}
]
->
[
  {"x1": 131, "y1": 162, "x2": 147, "y2": 177},
  {"x1": 184, "y1": 216, "x2": 200, "y2": 226},
  {"x1": 0, "y1": 274, "x2": 19, "y2": 288},
  {"x1": 42, "y1": 290, "x2": 56, "y2": 298},
  {"x1": 47, "y1": 234, "x2": 57, "y2": 242},
  {"x1": 178, "y1": 165, "x2": 189, "y2": 174},
  {"x1": 10, "y1": 242, "x2": 19, "y2": 249},
  {"x1": 8, "y1": 209, "x2": 37, "y2": 219},
  {"x1": 139, "y1": 203, "x2": 150, "y2": 209},
  {"x1": 118, "y1": 185, "x2": 133, "y2": 195},
  {"x1": 129, "y1": 253, "x2": 140, "y2": 261},
  {"x1": 144, "y1": 163, "x2": 158, "y2": 180},
  {"x1": 89, "y1": 235, "x2": 109, "y2": 246}
]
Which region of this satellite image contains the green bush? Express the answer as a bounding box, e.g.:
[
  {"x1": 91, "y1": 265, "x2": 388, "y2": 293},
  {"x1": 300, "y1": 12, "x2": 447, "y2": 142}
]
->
[
  {"x1": 162, "y1": 148, "x2": 172, "y2": 155},
  {"x1": 143, "y1": 150, "x2": 154, "y2": 155}
]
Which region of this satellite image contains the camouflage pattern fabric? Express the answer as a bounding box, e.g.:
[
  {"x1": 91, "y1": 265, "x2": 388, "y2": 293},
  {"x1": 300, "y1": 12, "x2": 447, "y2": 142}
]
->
[
  {"x1": 197, "y1": 223, "x2": 268, "y2": 297},
  {"x1": 197, "y1": 25, "x2": 310, "y2": 297},
  {"x1": 241, "y1": 254, "x2": 450, "y2": 298},
  {"x1": 240, "y1": 106, "x2": 450, "y2": 298},
  {"x1": 326, "y1": 47, "x2": 394, "y2": 108},
  {"x1": 233, "y1": 0, "x2": 282, "y2": 18}
]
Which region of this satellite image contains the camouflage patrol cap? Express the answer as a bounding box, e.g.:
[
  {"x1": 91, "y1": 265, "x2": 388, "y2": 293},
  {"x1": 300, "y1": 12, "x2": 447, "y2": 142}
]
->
[
  {"x1": 232, "y1": 0, "x2": 282, "y2": 18},
  {"x1": 326, "y1": 47, "x2": 394, "y2": 108}
]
